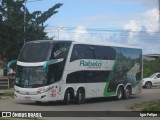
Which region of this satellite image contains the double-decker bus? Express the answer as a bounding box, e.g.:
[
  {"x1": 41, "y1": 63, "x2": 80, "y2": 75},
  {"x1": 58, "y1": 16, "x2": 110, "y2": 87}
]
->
[{"x1": 8, "y1": 40, "x2": 142, "y2": 104}]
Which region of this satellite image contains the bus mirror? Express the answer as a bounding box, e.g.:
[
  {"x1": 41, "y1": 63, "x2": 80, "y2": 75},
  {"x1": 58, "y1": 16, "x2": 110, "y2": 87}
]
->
[
  {"x1": 7, "y1": 60, "x2": 17, "y2": 73},
  {"x1": 43, "y1": 58, "x2": 64, "y2": 73}
]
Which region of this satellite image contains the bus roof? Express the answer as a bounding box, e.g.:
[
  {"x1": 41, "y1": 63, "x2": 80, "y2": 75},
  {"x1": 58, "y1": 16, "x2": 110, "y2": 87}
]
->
[{"x1": 26, "y1": 40, "x2": 141, "y2": 49}]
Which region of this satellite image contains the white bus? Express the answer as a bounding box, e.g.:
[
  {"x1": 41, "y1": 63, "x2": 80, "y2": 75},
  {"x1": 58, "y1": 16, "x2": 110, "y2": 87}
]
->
[{"x1": 8, "y1": 40, "x2": 142, "y2": 104}]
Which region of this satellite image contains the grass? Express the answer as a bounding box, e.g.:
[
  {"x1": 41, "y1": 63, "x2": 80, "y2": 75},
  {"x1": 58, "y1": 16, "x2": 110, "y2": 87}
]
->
[
  {"x1": 3, "y1": 91, "x2": 14, "y2": 97},
  {"x1": 0, "y1": 90, "x2": 14, "y2": 99},
  {"x1": 131, "y1": 100, "x2": 160, "y2": 111}
]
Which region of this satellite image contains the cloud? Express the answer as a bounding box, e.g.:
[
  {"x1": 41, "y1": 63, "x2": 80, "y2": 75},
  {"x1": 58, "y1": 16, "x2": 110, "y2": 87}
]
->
[
  {"x1": 144, "y1": 8, "x2": 159, "y2": 33},
  {"x1": 124, "y1": 8, "x2": 159, "y2": 33},
  {"x1": 124, "y1": 20, "x2": 142, "y2": 38},
  {"x1": 122, "y1": 8, "x2": 160, "y2": 54},
  {"x1": 48, "y1": 8, "x2": 160, "y2": 54},
  {"x1": 139, "y1": 0, "x2": 157, "y2": 8},
  {"x1": 72, "y1": 26, "x2": 88, "y2": 41}
]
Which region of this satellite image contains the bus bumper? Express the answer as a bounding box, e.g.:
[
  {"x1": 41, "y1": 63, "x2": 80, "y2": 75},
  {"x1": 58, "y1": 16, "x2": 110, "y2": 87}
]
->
[{"x1": 14, "y1": 91, "x2": 49, "y2": 102}]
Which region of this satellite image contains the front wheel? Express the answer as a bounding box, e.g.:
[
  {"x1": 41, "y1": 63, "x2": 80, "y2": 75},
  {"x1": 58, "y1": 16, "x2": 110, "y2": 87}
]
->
[
  {"x1": 63, "y1": 89, "x2": 70, "y2": 105},
  {"x1": 75, "y1": 88, "x2": 85, "y2": 104},
  {"x1": 116, "y1": 87, "x2": 123, "y2": 100}
]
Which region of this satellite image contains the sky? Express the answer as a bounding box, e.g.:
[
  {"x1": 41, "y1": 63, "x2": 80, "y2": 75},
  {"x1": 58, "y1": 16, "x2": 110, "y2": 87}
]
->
[{"x1": 26, "y1": 0, "x2": 160, "y2": 54}]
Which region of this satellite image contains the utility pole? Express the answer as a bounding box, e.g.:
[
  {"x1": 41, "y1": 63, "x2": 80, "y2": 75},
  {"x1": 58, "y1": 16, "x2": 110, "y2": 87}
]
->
[
  {"x1": 158, "y1": 0, "x2": 160, "y2": 31},
  {"x1": 24, "y1": 0, "x2": 27, "y2": 44},
  {"x1": 57, "y1": 27, "x2": 63, "y2": 40}
]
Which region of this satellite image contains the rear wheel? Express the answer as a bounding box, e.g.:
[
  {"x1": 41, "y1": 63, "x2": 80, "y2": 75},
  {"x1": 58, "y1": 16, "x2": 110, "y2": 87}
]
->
[
  {"x1": 75, "y1": 88, "x2": 85, "y2": 104},
  {"x1": 123, "y1": 87, "x2": 131, "y2": 99},
  {"x1": 145, "y1": 82, "x2": 152, "y2": 89},
  {"x1": 116, "y1": 87, "x2": 123, "y2": 100},
  {"x1": 63, "y1": 89, "x2": 71, "y2": 105}
]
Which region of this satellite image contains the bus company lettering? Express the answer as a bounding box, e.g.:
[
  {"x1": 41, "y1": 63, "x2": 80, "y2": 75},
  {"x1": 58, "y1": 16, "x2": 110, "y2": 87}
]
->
[{"x1": 80, "y1": 60, "x2": 102, "y2": 67}]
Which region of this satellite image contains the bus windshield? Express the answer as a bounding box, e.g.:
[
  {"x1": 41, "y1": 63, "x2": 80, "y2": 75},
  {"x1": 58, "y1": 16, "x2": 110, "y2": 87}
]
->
[
  {"x1": 15, "y1": 66, "x2": 46, "y2": 88},
  {"x1": 18, "y1": 42, "x2": 52, "y2": 62},
  {"x1": 18, "y1": 41, "x2": 71, "y2": 62}
]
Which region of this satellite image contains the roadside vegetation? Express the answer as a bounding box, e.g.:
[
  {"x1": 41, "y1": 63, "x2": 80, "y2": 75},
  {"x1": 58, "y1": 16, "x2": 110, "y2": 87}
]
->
[
  {"x1": 0, "y1": 0, "x2": 63, "y2": 61},
  {"x1": 143, "y1": 58, "x2": 160, "y2": 78},
  {"x1": 0, "y1": 90, "x2": 14, "y2": 99},
  {"x1": 132, "y1": 58, "x2": 160, "y2": 111},
  {"x1": 3, "y1": 91, "x2": 14, "y2": 97},
  {"x1": 131, "y1": 100, "x2": 160, "y2": 111}
]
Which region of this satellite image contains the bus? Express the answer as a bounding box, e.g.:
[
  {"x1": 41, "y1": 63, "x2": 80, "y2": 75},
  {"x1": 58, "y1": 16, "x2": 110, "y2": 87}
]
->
[{"x1": 8, "y1": 40, "x2": 142, "y2": 104}]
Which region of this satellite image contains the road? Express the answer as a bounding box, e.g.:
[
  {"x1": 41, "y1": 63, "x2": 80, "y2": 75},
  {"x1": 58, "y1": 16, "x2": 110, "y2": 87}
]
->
[{"x1": 0, "y1": 87, "x2": 160, "y2": 120}]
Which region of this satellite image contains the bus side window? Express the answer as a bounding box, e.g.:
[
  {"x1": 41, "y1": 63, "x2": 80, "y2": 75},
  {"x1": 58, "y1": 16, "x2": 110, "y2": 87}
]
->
[
  {"x1": 70, "y1": 45, "x2": 85, "y2": 62},
  {"x1": 71, "y1": 49, "x2": 78, "y2": 61},
  {"x1": 94, "y1": 46, "x2": 116, "y2": 60},
  {"x1": 70, "y1": 44, "x2": 96, "y2": 62}
]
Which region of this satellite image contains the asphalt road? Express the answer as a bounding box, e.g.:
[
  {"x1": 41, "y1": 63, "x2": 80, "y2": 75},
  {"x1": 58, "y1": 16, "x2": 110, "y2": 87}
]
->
[{"x1": 0, "y1": 87, "x2": 160, "y2": 120}]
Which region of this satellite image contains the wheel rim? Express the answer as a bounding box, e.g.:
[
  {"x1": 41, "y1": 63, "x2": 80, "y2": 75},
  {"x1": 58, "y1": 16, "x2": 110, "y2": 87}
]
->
[
  {"x1": 64, "y1": 90, "x2": 70, "y2": 104},
  {"x1": 79, "y1": 92, "x2": 82, "y2": 101},
  {"x1": 76, "y1": 89, "x2": 84, "y2": 104},
  {"x1": 67, "y1": 92, "x2": 70, "y2": 101},
  {"x1": 118, "y1": 89, "x2": 122, "y2": 99},
  {"x1": 125, "y1": 89, "x2": 130, "y2": 98}
]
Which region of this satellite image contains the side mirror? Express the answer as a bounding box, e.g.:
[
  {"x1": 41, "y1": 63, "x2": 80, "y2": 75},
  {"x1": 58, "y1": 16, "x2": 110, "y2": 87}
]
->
[
  {"x1": 43, "y1": 58, "x2": 64, "y2": 74},
  {"x1": 7, "y1": 60, "x2": 17, "y2": 73}
]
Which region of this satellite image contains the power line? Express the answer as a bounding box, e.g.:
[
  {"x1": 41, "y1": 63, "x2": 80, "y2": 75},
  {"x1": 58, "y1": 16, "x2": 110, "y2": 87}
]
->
[
  {"x1": 45, "y1": 30, "x2": 160, "y2": 39},
  {"x1": 158, "y1": 0, "x2": 160, "y2": 30},
  {"x1": 45, "y1": 27, "x2": 160, "y2": 34}
]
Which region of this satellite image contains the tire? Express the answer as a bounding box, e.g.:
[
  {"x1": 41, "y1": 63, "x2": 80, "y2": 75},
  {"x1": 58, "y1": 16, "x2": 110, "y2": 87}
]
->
[
  {"x1": 145, "y1": 82, "x2": 152, "y2": 89},
  {"x1": 63, "y1": 89, "x2": 71, "y2": 105},
  {"x1": 116, "y1": 87, "x2": 123, "y2": 100},
  {"x1": 123, "y1": 87, "x2": 131, "y2": 99},
  {"x1": 75, "y1": 88, "x2": 85, "y2": 104}
]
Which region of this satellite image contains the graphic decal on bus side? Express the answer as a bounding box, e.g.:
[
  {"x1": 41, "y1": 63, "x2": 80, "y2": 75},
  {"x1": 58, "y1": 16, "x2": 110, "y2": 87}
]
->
[
  {"x1": 79, "y1": 60, "x2": 110, "y2": 69},
  {"x1": 103, "y1": 47, "x2": 142, "y2": 97},
  {"x1": 67, "y1": 60, "x2": 114, "y2": 71},
  {"x1": 50, "y1": 88, "x2": 56, "y2": 97}
]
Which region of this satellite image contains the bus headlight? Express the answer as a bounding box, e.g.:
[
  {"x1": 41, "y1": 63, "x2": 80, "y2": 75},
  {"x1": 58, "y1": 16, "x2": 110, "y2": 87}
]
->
[
  {"x1": 14, "y1": 88, "x2": 20, "y2": 93},
  {"x1": 36, "y1": 87, "x2": 50, "y2": 94}
]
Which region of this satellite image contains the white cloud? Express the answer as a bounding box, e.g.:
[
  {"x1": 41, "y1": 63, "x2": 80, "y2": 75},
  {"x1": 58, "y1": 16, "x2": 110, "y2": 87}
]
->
[
  {"x1": 72, "y1": 26, "x2": 88, "y2": 41},
  {"x1": 122, "y1": 8, "x2": 160, "y2": 54},
  {"x1": 48, "y1": 8, "x2": 160, "y2": 54},
  {"x1": 124, "y1": 8, "x2": 159, "y2": 34},
  {"x1": 144, "y1": 8, "x2": 159, "y2": 33},
  {"x1": 124, "y1": 20, "x2": 142, "y2": 37}
]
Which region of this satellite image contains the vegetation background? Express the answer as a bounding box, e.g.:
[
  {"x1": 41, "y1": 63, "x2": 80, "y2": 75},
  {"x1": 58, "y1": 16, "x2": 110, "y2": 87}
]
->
[{"x1": 143, "y1": 58, "x2": 160, "y2": 78}]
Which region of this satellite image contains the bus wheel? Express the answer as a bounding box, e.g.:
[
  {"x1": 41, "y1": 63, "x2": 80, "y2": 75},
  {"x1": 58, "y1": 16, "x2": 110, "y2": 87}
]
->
[
  {"x1": 75, "y1": 88, "x2": 85, "y2": 104},
  {"x1": 116, "y1": 87, "x2": 123, "y2": 100},
  {"x1": 123, "y1": 87, "x2": 131, "y2": 99},
  {"x1": 63, "y1": 89, "x2": 71, "y2": 105}
]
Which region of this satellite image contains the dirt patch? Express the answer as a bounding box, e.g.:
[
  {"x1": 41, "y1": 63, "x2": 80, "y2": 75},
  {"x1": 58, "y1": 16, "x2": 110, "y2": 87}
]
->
[{"x1": 0, "y1": 96, "x2": 13, "y2": 100}]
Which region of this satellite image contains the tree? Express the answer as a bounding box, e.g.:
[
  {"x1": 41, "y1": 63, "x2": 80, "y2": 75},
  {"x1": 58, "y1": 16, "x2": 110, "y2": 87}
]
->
[
  {"x1": 0, "y1": 0, "x2": 62, "y2": 61},
  {"x1": 143, "y1": 58, "x2": 160, "y2": 78}
]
